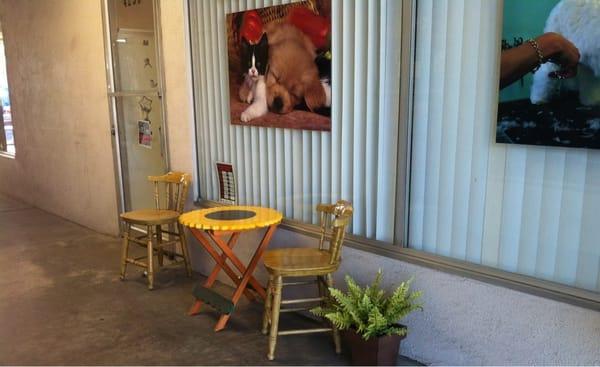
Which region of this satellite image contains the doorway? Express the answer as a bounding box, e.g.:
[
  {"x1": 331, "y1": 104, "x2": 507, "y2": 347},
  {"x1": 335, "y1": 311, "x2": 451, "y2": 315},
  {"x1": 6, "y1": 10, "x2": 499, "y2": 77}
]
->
[{"x1": 103, "y1": 0, "x2": 168, "y2": 212}]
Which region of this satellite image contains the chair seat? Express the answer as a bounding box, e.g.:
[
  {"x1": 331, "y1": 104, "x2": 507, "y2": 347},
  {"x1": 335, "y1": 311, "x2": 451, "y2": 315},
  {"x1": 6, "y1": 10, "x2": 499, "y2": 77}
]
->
[
  {"x1": 263, "y1": 248, "x2": 338, "y2": 276},
  {"x1": 120, "y1": 209, "x2": 180, "y2": 225}
]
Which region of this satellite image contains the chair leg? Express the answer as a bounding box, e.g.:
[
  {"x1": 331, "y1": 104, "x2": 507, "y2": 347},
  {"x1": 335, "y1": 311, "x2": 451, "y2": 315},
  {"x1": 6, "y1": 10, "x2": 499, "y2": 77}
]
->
[
  {"x1": 120, "y1": 223, "x2": 130, "y2": 280},
  {"x1": 177, "y1": 223, "x2": 192, "y2": 277},
  {"x1": 317, "y1": 275, "x2": 327, "y2": 320},
  {"x1": 146, "y1": 225, "x2": 155, "y2": 290},
  {"x1": 326, "y1": 273, "x2": 341, "y2": 354},
  {"x1": 262, "y1": 275, "x2": 274, "y2": 335},
  {"x1": 267, "y1": 275, "x2": 283, "y2": 361},
  {"x1": 156, "y1": 225, "x2": 164, "y2": 267}
]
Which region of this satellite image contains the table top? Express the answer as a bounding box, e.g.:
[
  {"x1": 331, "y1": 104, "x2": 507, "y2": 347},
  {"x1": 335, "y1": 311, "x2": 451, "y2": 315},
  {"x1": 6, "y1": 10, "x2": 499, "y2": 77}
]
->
[{"x1": 179, "y1": 206, "x2": 283, "y2": 231}]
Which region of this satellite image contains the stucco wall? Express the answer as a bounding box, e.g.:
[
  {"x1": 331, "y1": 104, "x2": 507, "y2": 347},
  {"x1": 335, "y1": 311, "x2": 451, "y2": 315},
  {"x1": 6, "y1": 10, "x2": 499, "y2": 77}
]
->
[
  {"x1": 158, "y1": 0, "x2": 195, "y2": 187},
  {"x1": 0, "y1": 0, "x2": 119, "y2": 235}
]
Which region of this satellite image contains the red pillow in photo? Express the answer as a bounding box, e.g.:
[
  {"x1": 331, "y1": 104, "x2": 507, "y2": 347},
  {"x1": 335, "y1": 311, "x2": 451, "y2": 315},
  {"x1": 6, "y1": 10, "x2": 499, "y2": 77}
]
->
[
  {"x1": 287, "y1": 7, "x2": 330, "y2": 50},
  {"x1": 240, "y1": 10, "x2": 263, "y2": 44}
]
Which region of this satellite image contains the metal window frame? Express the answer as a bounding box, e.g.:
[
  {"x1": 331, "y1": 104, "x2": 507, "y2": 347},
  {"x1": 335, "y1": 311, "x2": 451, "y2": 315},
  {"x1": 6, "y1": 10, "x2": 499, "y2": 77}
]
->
[
  {"x1": 394, "y1": 0, "x2": 417, "y2": 247},
  {"x1": 283, "y1": 217, "x2": 600, "y2": 311},
  {"x1": 196, "y1": 197, "x2": 600, "y2": 311},
  {"x1": 395, "y1": 0, "x2": 599, "y2": 311}
]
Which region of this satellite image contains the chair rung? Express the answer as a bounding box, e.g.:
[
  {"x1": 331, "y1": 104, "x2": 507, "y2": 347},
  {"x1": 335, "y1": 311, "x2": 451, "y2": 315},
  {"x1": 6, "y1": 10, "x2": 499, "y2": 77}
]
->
[
  {"x1": 155, "y1": 240, "x2": 179, "y2": 247},
  {"x1": 129, "y1": 238, "x2": 149, "y2": 246},
  {"x1": 128, "y1": 237, "x2": 181, "y2": 248},
  {"x1": 125, "y1": 258, "x2": 147, "y2": 268},
  {"x1": 280, "y1": 307, "x2": 311, "y2": 313},
  {"x1": 282, "y1": 281, "x2": 317, "y2": 286},
  {"x1": 281, "y1": 297, "x2": 324, "y2": 305},
  {"x1": 161, "y1": 249, "x2": 184, "y2": 258},
  {"x1": 278, "y1": 328, "x2": 332, "y2": 336},
  {"x1": 161, "y1": 230, "x2": 179, "y2": 236},
  {"x1": 132, "y1": 251, "x2": 183, "y2": 263},
  {"x1": 139, "y1": 231, "x2": 181, "y2": 241}
]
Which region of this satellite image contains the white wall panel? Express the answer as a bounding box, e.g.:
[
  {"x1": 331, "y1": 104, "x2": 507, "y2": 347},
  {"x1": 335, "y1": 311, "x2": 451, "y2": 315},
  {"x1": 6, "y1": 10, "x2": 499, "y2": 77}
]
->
[
  {"x1": 340, "y1": 0, "x2": 355, "y2": 215},
  {"x1": 375, "y1": 0, "x2": 401, "y2": 243},
  {"x1": 408, "y1": 0, "x2": 432, "y2": 251},
  {"x1": 516, "y1": 147, "x2": 544, "y2": 275},
  {"x1": 190, "y1": 0, "x2": 403, "y2": 241},
  {"x1": 409, "y1": 0, "x2": 600, "y2": 292},
  {"x1": 449, "y1": 0, "x2": 480, "y2": 260},
  {"x1": 534, "y1": 150, "x2": 565, "y2": 278},
  {"x1": 364, "y1": 0, "x2": 380, "y2": 239}
]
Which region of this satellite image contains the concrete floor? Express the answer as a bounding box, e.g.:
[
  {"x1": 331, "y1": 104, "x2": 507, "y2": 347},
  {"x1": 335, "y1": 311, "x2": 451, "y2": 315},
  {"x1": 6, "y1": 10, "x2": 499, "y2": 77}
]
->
[{"x1": 0, "y1": 194, "x2": 420, "y2": 365}]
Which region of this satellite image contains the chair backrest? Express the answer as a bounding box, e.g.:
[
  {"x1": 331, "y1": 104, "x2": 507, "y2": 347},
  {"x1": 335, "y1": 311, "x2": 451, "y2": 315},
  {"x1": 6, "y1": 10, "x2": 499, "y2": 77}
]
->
[
  {"x1": 148, "y1": 171, "x2": 191, "y2": 213},
  {"x1": 316, "y1": 200, "x2": 353, "y2": 265}
]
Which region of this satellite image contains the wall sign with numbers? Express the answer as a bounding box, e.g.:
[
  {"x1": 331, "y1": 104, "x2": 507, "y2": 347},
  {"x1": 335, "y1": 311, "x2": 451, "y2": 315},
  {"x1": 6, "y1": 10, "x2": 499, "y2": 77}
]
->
[{"x1": 216, "y1": 162, "x2": 236, "y2": 204}]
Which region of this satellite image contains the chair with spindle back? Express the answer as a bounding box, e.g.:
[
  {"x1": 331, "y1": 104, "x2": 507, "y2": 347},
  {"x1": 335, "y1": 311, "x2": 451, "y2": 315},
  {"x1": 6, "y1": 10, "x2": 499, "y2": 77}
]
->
[
  {"x1": 261, "y1": 200, "x2": 353, "y2": 360},
  {"x1": 119, "y1": 172, "x2": 192, "y2": 290}
]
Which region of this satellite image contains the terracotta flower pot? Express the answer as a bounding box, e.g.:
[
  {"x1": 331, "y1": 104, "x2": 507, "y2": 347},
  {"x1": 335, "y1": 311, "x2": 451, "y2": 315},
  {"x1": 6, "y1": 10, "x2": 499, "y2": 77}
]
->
[{"x1": 342, "y1": 325, "x2": 407, "y2": 366}]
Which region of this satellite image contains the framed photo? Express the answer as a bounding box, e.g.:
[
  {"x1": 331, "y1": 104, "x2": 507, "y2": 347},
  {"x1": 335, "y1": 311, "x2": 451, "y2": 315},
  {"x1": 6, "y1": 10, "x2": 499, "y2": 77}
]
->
[
  {"x1": 226, "y1": 0, "x2": 332, "y2": 131},
  {"x1": 496, "y1": 0, "x2": 600, "y2": 149}
]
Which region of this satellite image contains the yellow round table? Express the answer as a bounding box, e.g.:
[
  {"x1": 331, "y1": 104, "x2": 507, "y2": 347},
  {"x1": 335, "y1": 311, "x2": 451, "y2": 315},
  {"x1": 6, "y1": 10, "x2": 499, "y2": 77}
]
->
[
  {"x1": 179, "y1": 206, "x2": 282, "y2": 231},
  {"x1": 179, "y1": 206, "x2": 282, "y2": 331}
]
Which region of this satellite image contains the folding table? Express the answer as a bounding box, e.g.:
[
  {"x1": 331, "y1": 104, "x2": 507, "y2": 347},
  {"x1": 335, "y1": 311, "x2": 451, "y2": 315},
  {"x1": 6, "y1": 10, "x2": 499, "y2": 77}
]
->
[{"x1": 179, "y1": 205, "x2": 282, "y2": 331}]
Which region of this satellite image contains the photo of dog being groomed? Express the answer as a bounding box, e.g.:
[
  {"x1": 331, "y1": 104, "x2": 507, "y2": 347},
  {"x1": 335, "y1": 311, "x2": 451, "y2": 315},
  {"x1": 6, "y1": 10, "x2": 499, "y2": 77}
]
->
[{"x1": 227, "y1": 0, "x2": 332, "y2": 131}]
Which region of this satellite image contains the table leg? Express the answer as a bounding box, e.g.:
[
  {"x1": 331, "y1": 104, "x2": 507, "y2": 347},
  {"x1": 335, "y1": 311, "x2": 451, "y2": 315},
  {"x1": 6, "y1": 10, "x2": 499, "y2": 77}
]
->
[
  {"x1": 188, "y1": 229, "x2": 256, "y2": 315},
  {"x1": 207, "y1": 232, "x2": 267, "y2": 299},
  {"x1": 214, "y1": 224, "x2": 277, "y2": 331},
  {"x1": 188, "y1": 232, "x2": 252, "y2": 315}
]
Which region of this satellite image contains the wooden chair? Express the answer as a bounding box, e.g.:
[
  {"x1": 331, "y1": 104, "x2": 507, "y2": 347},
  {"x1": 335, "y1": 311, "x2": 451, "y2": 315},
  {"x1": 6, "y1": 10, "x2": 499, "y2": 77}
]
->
[
  {"x1": 119, "y1": 171, "x2": 192, "y2": 290},
  {"x1": 261, "y1": 200, "x2": 353, "y2": 360}
]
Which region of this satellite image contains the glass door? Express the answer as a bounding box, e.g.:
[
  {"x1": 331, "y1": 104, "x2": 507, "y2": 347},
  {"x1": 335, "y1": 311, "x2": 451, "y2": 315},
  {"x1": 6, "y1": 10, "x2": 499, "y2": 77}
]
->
[{"x1": 104, "y1": 0, "x2": 168, "y2": 211}]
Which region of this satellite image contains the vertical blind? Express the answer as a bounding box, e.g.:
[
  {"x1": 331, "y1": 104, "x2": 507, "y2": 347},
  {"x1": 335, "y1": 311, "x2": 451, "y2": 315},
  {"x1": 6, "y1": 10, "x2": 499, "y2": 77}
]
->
[
  {"x1": 409, "y1": 0, "x2": 600, "y2": 292},
  {"x1": 189, "y1": 0, "x2": 404, "y2": 242}
]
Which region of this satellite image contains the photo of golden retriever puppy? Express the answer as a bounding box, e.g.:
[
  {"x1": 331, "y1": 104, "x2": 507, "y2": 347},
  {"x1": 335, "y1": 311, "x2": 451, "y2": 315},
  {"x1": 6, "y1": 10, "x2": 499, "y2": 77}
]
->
[
  {"x1": 226, "y1": 0, "x2": 332, "y2": 131},
  {"x1": 264, "y1": 22, "x2": 327, "y2": 114}
]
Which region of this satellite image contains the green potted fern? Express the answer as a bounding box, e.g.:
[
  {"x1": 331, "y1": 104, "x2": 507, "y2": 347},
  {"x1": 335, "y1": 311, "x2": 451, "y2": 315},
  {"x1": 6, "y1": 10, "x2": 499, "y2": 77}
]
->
[{"x1": 312, "y1": 270, "x2": 422, "y2": 366}]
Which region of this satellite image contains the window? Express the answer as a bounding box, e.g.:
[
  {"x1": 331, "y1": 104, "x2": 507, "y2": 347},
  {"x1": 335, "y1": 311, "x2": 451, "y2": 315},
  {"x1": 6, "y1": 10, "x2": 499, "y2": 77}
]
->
[
  {"x1": 408, "y1": 0, "x2": 600, "y2": 295},
  {"x1": 0, "y1": 27, "x2": 14, "y2": 155},
  {"x1": 189, "y1": 0, "x2": 599, "y2": 301}
]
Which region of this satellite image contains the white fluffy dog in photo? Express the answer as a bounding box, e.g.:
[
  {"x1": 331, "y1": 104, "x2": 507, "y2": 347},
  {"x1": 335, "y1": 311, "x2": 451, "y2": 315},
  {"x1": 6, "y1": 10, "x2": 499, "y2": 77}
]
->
[{"x1": 530, "y1": 0, "x2": 600, "y2": 106}]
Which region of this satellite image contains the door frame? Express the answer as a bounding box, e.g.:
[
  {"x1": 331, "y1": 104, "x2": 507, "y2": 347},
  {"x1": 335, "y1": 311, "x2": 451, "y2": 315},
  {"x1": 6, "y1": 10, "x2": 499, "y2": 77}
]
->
[{"x1": 101, "y1": 0, "x2": 170, "y2": 217}]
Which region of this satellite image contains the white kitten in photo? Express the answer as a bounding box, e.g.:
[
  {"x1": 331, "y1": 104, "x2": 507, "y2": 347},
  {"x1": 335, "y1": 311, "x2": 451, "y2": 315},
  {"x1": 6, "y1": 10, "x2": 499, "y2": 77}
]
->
[
  {"x1": 241, "y1": 75, "x2": 268, "y2": 122},
  {"x1": 239, "y1": 33, "x2": 269, "y2": 122}
]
